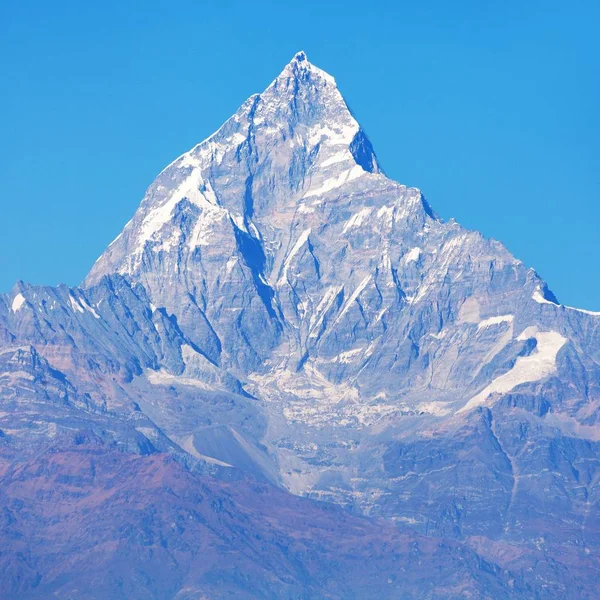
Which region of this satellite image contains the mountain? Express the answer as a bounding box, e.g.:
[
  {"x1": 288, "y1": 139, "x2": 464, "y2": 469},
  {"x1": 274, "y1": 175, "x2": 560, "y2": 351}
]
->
[{"x1": 1, "y1": 51, "x2": 599, "y2": 598}]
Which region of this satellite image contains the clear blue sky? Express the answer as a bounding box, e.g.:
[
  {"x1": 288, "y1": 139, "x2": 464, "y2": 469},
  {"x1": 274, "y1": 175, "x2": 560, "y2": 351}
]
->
[{"x1": 1, "y1": 0, "x2": 599, "y2": 308}]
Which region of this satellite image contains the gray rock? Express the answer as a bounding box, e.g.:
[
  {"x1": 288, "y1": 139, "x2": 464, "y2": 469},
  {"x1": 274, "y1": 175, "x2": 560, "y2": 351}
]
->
[{"x1": 1, "y1": 51, "x2": 600, "y2": 597}]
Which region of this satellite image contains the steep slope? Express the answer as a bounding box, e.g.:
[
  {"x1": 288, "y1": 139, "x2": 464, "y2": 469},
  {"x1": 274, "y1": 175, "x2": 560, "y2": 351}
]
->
[
  {"x1": 87, "y1": 51, "x2": 383, "y2": 372},
  {"x1": 84, "y1": 50, "x2": 600, "y2": 528}
]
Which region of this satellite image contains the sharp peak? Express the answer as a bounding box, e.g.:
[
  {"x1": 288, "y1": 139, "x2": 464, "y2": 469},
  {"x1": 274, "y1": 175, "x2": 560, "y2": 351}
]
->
[
  {"x1": 291, "y1": 50, "x2": 309, "y2": 63},
  {"x1": 152, "y1": 51, "x2": 379, "y2": 182},
  {"x1": 275, "y1": 50, "x2": 337, "y2": 87}
]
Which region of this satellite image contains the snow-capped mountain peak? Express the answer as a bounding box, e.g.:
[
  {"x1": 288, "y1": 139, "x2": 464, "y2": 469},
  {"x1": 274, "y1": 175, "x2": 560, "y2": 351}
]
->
[
  {"x1": 277, "y1": 50, "x2": 336, "y2": 84},
  {"x1": 87, "y1": 53, "x2": 384, "y2": 288},
  {"x1": 3, "y1": 53, "x2": 600, "y2": 597},
  {"x1": 266, "y1": 50, "x2": 382, "y2": 175}
]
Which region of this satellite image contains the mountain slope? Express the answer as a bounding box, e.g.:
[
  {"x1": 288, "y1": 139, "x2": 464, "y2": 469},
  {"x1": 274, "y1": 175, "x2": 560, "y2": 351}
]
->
[
  {"x1": 84, "y1": 50, "x2": 600, "y2": 527},
  {"x1": 1, "y1": 442, "x2": 541, "y2": 600},
  {"x1": 1, "y1": 51, "x2": 600, "y2": 597}
]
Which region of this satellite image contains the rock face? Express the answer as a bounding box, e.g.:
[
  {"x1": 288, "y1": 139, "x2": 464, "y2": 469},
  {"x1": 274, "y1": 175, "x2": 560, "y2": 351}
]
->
[{"x1": 1, "y1": 52, "x2": 600, "y2": 598}]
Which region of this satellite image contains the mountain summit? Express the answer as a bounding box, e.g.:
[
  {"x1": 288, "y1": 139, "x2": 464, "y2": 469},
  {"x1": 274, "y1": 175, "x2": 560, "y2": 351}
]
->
[
  {"x1": 87, "y1": 52, "x2": 381, "y2": 287},
  {"x1": 2, "y1": 54, "x2": 600, "y2": 598},
  {"x1": 86, "y1": 52, "x2": 388, "y2": 370}
]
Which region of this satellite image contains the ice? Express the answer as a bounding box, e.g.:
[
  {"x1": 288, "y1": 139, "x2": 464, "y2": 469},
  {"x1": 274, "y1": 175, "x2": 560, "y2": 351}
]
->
[
  {"x1": 404, "y1": 247, "x2": 422, "y2": 263},
  {"x1": 566, "y1": 306, "x2": 600, "y2": 316},
  {"x1": 69, "y1": 295, "x2": 84, "y2": 314},
  {"x1": 304, "y1": 165, "x2": 364, "y2": 198},
  {"x1": 533, "y1": 285, "x2": 600, "y2": 316},
  {"x1": 136, "y1": 170, "x2": 227, "y2": 256},
  {"x1": 308, "y1": 124, "x2": 358, "y2": 147},
  {"x1": 146, "y1": 368, "x2": 212, "y2": 390},
  {"x1": 417, "y1": 401, "x2": 452, "y2": 417},
  {"x1": 532, "y1": 286, "x2": 557, "y2": 305},
  {"x1": 320, "y1": 150, "x2": 352, "y2": 167},
  {"x1": 308, "y1": 285, "x2": 344, "y2": 338},
  {"x1": 278, "y1": 228, "x2": 312, "y2": 284},
  {"x1": 11, "y1": 293, "x2": 25, "y2": 313},
  {"x1": 342, "y1": 207, "x2": 373, "y2": 233},
  {"x1": 78, "y1": 297, "x2": 101, "y2": 319},
  {"x1": 459, "y1": 327, "x2": 567, "y2": 413},
  {"x1": 332, "y1": 275, "x2": 371, "y2": 326},
  {"x1": 477, "y1": 315, "x2": 514, "y2": 330}
]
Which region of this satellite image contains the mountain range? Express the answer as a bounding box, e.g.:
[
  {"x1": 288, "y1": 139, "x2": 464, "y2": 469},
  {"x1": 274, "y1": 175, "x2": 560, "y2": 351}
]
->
[{"x1": 1, "y1": 51, "x2": 599, "y2": 599}]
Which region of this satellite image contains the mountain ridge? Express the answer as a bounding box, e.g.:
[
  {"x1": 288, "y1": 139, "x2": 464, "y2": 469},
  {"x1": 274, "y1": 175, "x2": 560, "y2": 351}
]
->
[{"x1": 1, "y1": 52, "x2": 600, "y2": 598}]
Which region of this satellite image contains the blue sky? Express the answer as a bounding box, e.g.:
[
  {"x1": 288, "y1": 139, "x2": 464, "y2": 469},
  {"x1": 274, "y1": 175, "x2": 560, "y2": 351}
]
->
[{"x1": 1, "y1": 0, "x2": 599, "y2": 308}]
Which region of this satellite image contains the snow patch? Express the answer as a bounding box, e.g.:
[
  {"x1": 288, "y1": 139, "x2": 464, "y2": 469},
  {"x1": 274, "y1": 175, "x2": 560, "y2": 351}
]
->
[
  {"x1": 566, "y1": 306, "x2": 600, "y2": 316},
  {"x1": 136, "y1": 170, "x2": 228, "y2": 258},
  {"x1": 11, "y1": 293, "x2": 25, "y2": 313},
  {"x1": 304, "y1": 165, "x2": 364, "y2": 198},
  {"x1": 342, "y1": 207, "x2": 373, "y2": 233},
  {"x1": 430, "y1": 330, "x2": 447, "y2": 340},
  {"x1": 332, "y1": 348, "x2": 364, "y2": 363},
  {"x1": 77, "y1": 296, "x2": 100, "y2": 319},
  {"x1": 533, "y1": 285, "x2": 600, "y2": 316},
  {"x1": 309, "y1": 285, "x2": 344, "y2": 337},
  {"x1": 146, "y1": 368, "x2": 212, "y2": 390},
  {"x1": 225, "y1": 256, "x2": 239, "y2": 274},
  {"x1": 278, "y1": 228, "x2": 311, "y2": 283},
  {"x1": 404, "y1": 247, "x2": 422, "y2": 263},
  {"x1": 410, "y1": 283, "x2": 430, "y2": 305},
  {"x1": 477, "y1": 315, "x2": 514, "y2": 331},
  {"x1": 297, "y1": 202, "x2": 316, "y2": 214},
  {"x1": 69, "y1": 295, "x2": 84, "y2": 314},
  {"x1": 307, "y1": 123, "x2": 358, "y2": 147},
  {"x1": 458, "y1": 326, "x2": 567, "y2": 413},
  {"x1": 532, "y1": 286, "x2": 557, "y2": 306},
  {"x1": 320, "y1": 149, "x2": 352, "y2": 167},
  {"x1": 332, "y1": 275, "x2": 371, "y2": 326},
  {"x1": 418, "y1": 401, "x2": 452, "y2": 417},
  {"x1": 230, "y1": 214, "x2": 246, "y2": 232}
]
